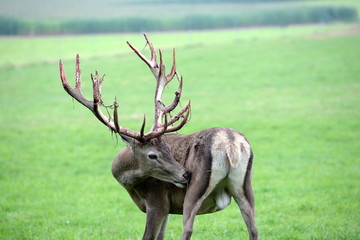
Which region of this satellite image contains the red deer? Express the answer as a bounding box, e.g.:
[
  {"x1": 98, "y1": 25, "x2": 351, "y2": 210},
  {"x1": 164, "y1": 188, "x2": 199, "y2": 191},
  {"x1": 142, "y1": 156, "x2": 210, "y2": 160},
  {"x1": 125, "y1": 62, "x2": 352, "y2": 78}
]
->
[{"x1": 59, "y1": 34, "x2": 258, "y2": 240}]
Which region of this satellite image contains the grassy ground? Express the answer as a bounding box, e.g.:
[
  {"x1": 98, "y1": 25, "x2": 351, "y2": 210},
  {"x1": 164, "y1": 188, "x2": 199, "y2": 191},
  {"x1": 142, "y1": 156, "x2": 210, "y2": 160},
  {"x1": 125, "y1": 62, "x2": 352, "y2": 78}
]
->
[{"x1": 0, "y1": 23, "x2": 359, "y2": 239}]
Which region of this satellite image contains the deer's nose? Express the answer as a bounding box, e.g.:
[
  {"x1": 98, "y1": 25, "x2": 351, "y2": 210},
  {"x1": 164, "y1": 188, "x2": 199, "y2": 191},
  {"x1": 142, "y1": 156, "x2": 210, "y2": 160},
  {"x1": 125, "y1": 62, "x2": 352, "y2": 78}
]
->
[{"x1": 182, "y1": 171, "x2": 191, "y2": 180}]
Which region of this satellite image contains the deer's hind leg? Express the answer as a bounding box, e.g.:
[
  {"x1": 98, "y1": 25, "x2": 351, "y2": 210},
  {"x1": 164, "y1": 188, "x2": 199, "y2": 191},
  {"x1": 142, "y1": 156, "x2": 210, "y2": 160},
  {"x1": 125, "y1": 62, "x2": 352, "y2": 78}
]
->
[{"x1": 228, "y1": 157, "x2": 258, "y2": 240}]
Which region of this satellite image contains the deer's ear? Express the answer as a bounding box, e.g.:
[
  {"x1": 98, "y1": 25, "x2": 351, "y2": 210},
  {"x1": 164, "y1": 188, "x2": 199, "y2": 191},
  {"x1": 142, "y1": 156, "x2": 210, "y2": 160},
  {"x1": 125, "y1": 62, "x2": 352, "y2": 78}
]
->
[{"x1": 120, "y1": 135, "x2": 137, "y2": 147}]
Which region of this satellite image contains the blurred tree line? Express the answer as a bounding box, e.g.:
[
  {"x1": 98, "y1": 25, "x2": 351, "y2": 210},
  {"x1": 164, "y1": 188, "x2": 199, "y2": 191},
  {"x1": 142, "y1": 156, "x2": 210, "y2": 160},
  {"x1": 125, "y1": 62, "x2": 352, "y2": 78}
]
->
[
  {"x1": 133, "y1": 0, "x2": 313, "y2": 2},
  {"x1": 0, "y1": 6, "x2": 357, "y2": 35}
]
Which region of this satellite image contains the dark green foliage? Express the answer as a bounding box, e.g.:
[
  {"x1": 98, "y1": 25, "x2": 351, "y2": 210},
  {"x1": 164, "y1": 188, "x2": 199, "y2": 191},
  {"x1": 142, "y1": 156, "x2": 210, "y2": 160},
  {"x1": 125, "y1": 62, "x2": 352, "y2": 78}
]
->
[
  {"x1": 135, "y1": 0, "x2": 307, "y2": 2},
  {"x1": 0, "y1": 17, "x2": 20, "y2": 35},
  {"x1": 0, "y1": 6, "x2": 357, "y2": 35}
]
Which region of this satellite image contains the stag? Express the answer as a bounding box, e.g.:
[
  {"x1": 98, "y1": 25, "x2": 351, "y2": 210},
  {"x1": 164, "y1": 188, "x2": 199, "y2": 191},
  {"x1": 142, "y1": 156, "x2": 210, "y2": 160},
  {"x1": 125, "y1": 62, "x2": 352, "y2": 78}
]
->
[{"x1": 59, "y1": 34, "x2": 258, "y2": 240}]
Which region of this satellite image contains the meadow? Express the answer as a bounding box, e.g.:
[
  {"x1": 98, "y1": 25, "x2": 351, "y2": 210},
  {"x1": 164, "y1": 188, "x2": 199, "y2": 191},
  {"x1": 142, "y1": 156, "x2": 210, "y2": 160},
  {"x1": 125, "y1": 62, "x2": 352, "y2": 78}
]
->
[{"x1": 0, "y1": 23, "x2": 359, "y2": 239}]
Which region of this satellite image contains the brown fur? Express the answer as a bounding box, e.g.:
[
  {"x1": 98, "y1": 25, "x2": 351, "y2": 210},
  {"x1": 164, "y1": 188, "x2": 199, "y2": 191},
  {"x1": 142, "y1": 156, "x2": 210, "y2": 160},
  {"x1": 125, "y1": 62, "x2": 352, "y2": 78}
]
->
[{"x1": 112, "y1": 127, "x2": 258, "y2": 240}]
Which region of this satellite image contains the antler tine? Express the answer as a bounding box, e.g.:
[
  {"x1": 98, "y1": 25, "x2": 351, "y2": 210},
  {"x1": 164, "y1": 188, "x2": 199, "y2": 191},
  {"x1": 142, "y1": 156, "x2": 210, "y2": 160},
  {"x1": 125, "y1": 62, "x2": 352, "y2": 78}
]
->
[
  {"x1": 166, "y1": 48, "x2": 177, "y2": 82},
  {"x1": 166, "y1": 100, "x2": 191, "y2": 130},
  {"x1": 113, "y1": 97, "x2": 120, "y2": 132},
  {"x1": 162, "y1": 74, "x2": 183, "y2": 114},
  {"x1": 153, "y1": 49, "x2": 168, "y2": 130},
  {"x1": 143, "y1": 33, "x2": 157, "y2": 68},
  {"x1": 142, "y1": 113, "x2": 169, "y2": 141},
  {"x1": 140, "y1": 115, "x2": 146, "y2": 140},
  {"x1": 75, "y1": 54, "x2": 81, "y2": 89},
  {"x1": 126, "y1": 33, "x2": 158, "y2": 70},
  {"x1": 157, "y1": 48, "x2": 177, "y2": 86},
  {"x1": 91, "y1": 70, "x2": 105, "y2": 105},
  {"x1": 59, "y1": 56, "x2": 93, "y2": 111}
]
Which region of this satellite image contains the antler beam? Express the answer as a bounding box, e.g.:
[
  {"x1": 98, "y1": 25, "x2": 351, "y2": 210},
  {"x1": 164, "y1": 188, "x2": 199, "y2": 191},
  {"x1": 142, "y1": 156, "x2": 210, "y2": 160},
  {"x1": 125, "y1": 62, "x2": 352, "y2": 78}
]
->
[{"x1": 59, "y1": 55, "x2": 142, "y2": 140}]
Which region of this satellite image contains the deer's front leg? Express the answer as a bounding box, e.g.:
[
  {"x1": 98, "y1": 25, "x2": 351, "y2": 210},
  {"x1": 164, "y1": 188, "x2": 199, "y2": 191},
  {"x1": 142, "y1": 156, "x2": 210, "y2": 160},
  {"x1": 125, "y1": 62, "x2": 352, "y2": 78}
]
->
[
  {"x1": 141, "y1": 181, "x2": 170, "y2": 240},
  {"x1": 156, "y1": 215, "x2": 169, "y2": 240},
  {"x1": 143, "y1": 208, "x2": 169, "y2": 240}
]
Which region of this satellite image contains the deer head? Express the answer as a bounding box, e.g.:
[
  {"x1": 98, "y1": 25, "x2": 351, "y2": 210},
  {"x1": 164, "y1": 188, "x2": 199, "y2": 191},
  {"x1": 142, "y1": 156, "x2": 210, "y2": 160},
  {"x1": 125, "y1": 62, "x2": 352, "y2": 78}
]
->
[{"x1": 59, "y1": 34, "x2": 191, "y2": 187}]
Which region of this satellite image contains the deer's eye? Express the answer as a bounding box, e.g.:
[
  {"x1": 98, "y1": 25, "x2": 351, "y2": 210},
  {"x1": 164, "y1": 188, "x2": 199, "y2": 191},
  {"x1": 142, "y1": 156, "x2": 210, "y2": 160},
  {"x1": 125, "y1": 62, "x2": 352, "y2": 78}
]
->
[{"x1": 148, "y1": 153, "x2": 158, "y2": 160}]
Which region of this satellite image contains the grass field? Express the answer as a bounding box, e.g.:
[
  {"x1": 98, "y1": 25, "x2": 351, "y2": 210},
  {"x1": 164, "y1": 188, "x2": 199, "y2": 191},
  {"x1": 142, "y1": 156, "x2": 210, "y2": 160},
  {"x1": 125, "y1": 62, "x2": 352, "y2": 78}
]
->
[{"x1": 0, "y1": 23, "x2": 360, "y2": 239}]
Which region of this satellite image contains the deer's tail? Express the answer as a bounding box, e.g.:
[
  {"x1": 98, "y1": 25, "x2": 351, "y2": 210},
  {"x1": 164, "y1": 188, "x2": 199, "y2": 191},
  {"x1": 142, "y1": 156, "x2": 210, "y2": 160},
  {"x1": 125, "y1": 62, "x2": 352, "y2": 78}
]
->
[
  {"x1": 226, "y1": 143, "x2": 255, "y2": 209},
  {"x1": 225, "y1": 142, "x2": 243, "y2": 168},
  {"x1": 244, "y1": 150, "x2": 255, "y2": 209}
]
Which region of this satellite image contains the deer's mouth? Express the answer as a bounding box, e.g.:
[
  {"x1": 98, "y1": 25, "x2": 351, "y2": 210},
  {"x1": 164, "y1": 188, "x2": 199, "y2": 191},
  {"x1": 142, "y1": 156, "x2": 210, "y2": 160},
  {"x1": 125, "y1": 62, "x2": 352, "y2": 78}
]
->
[{"x1": 174, "y1": 181, "x2": 187, "y2": 188}]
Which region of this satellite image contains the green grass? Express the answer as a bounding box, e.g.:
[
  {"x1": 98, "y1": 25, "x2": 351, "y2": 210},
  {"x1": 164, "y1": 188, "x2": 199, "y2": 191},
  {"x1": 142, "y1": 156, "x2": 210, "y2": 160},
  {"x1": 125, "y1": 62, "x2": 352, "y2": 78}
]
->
[
  {"x1": 0, "y1": 23, "x2": 356, "y2": 67},
  {"x1": 0, "y1": 24, "x2": 359, "y2": 239}
]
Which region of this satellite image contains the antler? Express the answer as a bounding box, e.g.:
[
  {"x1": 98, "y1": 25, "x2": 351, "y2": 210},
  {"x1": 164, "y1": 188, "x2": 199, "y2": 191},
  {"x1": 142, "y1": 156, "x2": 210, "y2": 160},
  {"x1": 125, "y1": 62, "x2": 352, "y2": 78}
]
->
[
  {"x1": 59, "y1": 34, "x2": 190, "y2": 143},
  {"x1": 59, "y1": 54, "x2": 143, "y2": 140},
  {"x1": 127, "y1": 34, "x2": 191, "y2": 136}
]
